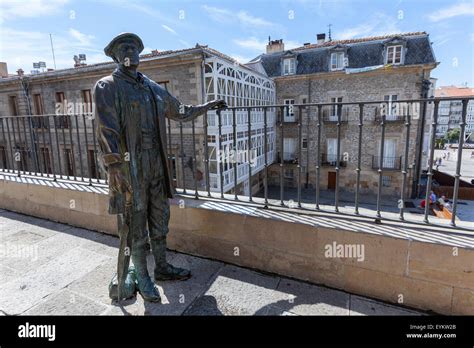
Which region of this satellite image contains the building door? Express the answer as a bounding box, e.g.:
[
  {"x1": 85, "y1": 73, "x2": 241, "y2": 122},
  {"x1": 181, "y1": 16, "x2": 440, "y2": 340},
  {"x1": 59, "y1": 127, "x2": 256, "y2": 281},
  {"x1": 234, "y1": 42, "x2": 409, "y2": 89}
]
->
[
  {"x1": 383, "y1": 139, "x2": 397, "y2": 168},
  {"x1": 328, "y1": 171, "x2": 336, "y2": 190}
]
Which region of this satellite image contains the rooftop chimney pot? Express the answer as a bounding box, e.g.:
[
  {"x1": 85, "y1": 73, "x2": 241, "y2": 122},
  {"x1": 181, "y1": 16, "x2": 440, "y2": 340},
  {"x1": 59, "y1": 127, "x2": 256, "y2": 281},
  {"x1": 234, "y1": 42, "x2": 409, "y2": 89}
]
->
[
  {"x1": 266, "y1": 38, "x2": 284, "y2": 54},
  {"x1": 317, "y1": 33, "x2": 326, "y2": 44}
]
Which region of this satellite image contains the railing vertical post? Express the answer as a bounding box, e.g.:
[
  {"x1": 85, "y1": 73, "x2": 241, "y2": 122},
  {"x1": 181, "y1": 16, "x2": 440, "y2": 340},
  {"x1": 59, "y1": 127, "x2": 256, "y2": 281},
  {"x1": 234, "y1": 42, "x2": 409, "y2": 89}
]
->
[
  {"x1": 247, "y1": 108, "x2": 252, "y2": 202},
  {"x1": 81, "y1": 115, "x2": 91, "y2": 185},
  {"x1": 53, "y1": 115, "x2": 63, "y2": 180},
  {"x1": 279, "y1": 106, "x2": 284, "y2": 206},
  {"x1": 0, "y1": 118, "x2": 12, "y2": 172},
  {"x1": 334, "y1": 102, "x2": 342, "y2": 212},
  {"x1": 217, "y1": 109, "x2": 224, "y2": 198},
  {"x1": 297, "y1": 105, "x2": 302, "y2": 208},
  {"x1": 305, "y1": 104, "x2": 310, "y2": 188},
  {"x1": 203, "y1": 111, "x2": 211, "y2": 197},
  {"x1": 315, "y1": 105, "x2": 322, "y2": 210},
  {"x1": 14, "y1": 117, "x2": 25, "y2": 174},
  {"x1": 451, "y1": 99, "x2": 469, "y2": 226},
  {"x1": 90, "y1": 118, "x2": 100, "y2": 183},
  {"x1": 423, "y1": 100, "x2": 439, "y2": 223},
  {"x1": 8, "y1": 116, "x2": 20, "y2": 176},
  {"x1": 74, "y1": 114, "x2": 85, "y2": 181},
  {"x1": 167, "y1": 118, "x2": 174, "y2": 190},
  {"x1": 354, "y1": 104, "x2": 364, "y2": 215},
  {"x1": 399, "y1": 112, "x2": 411, "y2": 221},
  {"x1": 263, "y1": 107, "x2": 268, "y2": 208},
  {"x1": 45, "y1": 115, "x2": 56, "y2": 181},
  {"x1": 20, "y1": 117, "x2": 32, "y2": 175},
  {"x1": 232, "y1": 108, "x2": 238, "y2": 200},
  {"x1": 376, "y1": 113, "x2": 386, "y2": 219},
  {"x1": 179, "y1": 121, "x2": 187, "y2": 194},
  {"x1": 191, "y1": 119, "x2": 198, "y2": 199},
  {"x1": 67, "y1": 115, "x2": 77, "y2": 181}
]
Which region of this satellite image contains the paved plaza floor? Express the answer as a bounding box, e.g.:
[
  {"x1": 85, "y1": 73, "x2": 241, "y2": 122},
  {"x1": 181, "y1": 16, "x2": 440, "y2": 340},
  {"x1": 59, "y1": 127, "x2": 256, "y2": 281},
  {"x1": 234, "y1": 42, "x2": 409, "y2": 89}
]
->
[{"x1": 0, "y1": 209, "x2": 424, "y2": 316}]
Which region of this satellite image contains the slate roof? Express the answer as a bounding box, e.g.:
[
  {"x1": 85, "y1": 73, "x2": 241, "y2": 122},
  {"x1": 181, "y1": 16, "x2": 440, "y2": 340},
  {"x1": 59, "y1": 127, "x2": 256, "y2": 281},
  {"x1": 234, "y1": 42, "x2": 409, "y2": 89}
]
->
[{"x1": 251, "y1": 32, "x2": 437, "y2": 78}]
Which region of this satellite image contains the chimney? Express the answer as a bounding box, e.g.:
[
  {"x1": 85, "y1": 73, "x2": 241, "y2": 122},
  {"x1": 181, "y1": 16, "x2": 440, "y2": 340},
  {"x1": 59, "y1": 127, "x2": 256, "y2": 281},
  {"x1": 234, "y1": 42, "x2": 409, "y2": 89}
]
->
[
  {"x1": 0, "y1": 62, "x2": 8, "y2": 78},
  {"x1": 317, "y1": 33, "x2": 326, "y2": 44},
  {"x1": 266, "y1": 37, "x2": 285, "y2": 54}
]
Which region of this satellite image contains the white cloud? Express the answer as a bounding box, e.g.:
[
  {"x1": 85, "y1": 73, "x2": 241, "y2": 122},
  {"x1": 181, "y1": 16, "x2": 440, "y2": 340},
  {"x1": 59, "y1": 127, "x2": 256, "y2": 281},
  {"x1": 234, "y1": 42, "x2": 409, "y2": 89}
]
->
[
  {"x1": 236, "y1": 11, "x2": 273, "y2": 27},
  {"x1": 0, "y1": 0, "x2": 69, "y2": 23},
  {"x1": 234, "y1": 37, "x2": 267, "y2": 51},
  {"x1": 162, "y1": 25, "x2": 177, "y2": 35},
  {"x1": 202, "y1": 5, "x2": 229, "y2": 24},
  {"x1": 230, "y1": 54, "x2": 252, "y2": 63},
  {"x1": 203, "y1": 5, "x2": 274, "y2": 28},
  {"x1": 69, "y1": 28, "x2": 95, "y2": 46},
  {"x1": 0, "y1": 27, "x2": 107, "y2": 73},
  {"x1": 428, "y1": 2, "x2": 474, "y2": 22},
  {"x1": 335, "y1": 12, "x2": 401, "y2": 40}
]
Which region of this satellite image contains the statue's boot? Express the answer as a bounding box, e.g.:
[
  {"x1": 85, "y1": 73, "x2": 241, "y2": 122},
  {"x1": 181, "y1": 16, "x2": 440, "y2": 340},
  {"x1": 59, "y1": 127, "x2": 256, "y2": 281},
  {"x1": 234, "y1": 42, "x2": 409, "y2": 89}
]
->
[
  {"x1": 131, "y1": 247, "x2": 161, "y2": 302},
  {"x1": 151, "y1": 236, "x2": 191, "y2": 281}
]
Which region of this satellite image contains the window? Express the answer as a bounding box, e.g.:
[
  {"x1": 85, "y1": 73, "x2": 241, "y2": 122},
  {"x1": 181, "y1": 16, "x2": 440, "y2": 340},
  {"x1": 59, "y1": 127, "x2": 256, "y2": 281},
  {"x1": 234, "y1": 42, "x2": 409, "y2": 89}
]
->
[
  {"x1": 0, "y1": 146, "x2": 7, "y2": 169},
  {"x1": 382, "y1": 175, "x2": 391, "y2": 187},
  {"x1": 330, "y1": 97, "x2": 343, "y2": 120},
  {"x1": 283, "y1": 58, "x2": 296, "y2": 75},
  {"x1": 64, "y1": 148, "x2": 75, "y2": 176},
  {"x1": 33, "y1": 94, "x2": 44, "y2": 115},
  {"x1": 383, "y1": 139, "x2": 397, "y2": 168},
  {"x1": 284, "y1": 168, "x2": 294, "y2": 179},
  {"x1": 386, "y1": 45, "x2": 403, "y2": 65},
  {"x1": 55, "y1": 92, "x2": 69, "y2": 128},
  {"x1": 384, "y1": 95, "x2": 398, "y2": 119},
  {"x1": 327, "y1": 138, "x2": 338, "y2": 163},
  {"x1": 283, "y1": 138, "x2": 296, "y2": 161},
  {"x1": 40, "y1": 147, "x2": 52, "y2": 174},
  {"x1": 82, "y1": 89, "x2": 92, "y2": 113},
  {"x1": 330, "y1": 52, "x2": 345, "y2": 70},
  {"x1": 9, "y1": 96, "x2": 19, "y2": 116},
  {"x1": 284, "y1": 99, "x2": 295, "y2": 122},
  {"x1": 302, "y1": 138, "x2": 308, "y2": 149},
  {"x1": 33, "y1": 94, "x2": 47, "y2": 128}
]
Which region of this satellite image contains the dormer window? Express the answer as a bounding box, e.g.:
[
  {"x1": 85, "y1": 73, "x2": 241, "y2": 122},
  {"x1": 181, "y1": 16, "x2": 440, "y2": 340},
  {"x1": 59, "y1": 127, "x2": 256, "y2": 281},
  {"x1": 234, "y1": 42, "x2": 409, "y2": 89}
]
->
[
  {"x1": 330, "y1": 52, "x2": 345, "y2": 71},
  {"x1": 283, "y1": 58, "x2": 296, "y2": 75},
  {"x1": 386, "y1": 45, "x2": 403, "y2": 65}
]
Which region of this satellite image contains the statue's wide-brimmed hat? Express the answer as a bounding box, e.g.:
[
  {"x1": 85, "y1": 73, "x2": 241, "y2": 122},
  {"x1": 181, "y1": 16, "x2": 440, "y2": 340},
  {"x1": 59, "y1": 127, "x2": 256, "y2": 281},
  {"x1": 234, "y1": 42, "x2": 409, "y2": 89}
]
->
[{"x1": 104, "y1": 33, "x2": 144, "y2": 61}]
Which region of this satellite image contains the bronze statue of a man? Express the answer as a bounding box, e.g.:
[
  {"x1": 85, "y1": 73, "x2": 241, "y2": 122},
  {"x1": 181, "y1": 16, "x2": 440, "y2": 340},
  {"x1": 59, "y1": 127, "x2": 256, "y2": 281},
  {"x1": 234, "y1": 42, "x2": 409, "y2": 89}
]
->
[{"x1": 94, "y1": 33, "x2": 226, "y2": 302}]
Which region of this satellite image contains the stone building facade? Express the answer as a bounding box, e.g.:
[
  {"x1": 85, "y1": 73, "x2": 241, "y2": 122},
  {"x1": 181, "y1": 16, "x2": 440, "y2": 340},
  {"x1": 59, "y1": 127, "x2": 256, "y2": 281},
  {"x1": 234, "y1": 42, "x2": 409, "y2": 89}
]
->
[
  {"x1": 0, "y1": 46, "x2": 275, "y2": 196},
  {"x1": 249, "y1": 32, "x2": 438, "y2": 198}
]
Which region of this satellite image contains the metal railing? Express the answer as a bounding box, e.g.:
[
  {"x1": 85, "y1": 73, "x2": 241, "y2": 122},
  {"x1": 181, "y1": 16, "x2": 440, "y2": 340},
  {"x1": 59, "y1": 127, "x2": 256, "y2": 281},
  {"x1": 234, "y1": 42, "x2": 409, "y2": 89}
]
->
[{"x1": 1, "y1": 96, "x2": 473, "y2": 231}]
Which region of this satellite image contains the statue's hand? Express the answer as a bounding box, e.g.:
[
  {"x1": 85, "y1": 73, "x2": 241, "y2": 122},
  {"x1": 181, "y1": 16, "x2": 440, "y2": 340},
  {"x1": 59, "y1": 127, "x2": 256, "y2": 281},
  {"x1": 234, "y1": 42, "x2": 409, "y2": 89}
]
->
[
  {"x1": 209, "y1": 99, "x2": 227, "y2": 110},
  {"x1": 108, "y1": 165, "x2": 132, "y2": 194}
]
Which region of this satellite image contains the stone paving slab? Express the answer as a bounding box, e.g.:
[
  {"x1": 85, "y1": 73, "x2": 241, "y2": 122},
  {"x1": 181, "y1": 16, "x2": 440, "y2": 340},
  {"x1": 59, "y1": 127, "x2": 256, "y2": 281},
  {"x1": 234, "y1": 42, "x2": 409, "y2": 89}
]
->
[{"x1": 0, "y1": 210, "x2": 425, "y2": 316}]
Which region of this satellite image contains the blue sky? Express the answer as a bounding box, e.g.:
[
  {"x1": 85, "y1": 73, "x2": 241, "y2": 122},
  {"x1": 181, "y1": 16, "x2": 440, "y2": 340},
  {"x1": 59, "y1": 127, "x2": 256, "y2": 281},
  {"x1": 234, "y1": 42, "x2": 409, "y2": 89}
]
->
[{"x1": 0, "y1": 0, "x2": 473, "y2": 87}]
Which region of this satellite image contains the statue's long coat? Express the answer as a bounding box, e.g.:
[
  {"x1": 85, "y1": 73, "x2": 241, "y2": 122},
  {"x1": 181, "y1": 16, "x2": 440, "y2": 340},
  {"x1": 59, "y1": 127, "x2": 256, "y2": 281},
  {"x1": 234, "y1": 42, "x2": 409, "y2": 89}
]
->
[{"x1": 94, "y1": 67, "x2": 197, "y2": 214}]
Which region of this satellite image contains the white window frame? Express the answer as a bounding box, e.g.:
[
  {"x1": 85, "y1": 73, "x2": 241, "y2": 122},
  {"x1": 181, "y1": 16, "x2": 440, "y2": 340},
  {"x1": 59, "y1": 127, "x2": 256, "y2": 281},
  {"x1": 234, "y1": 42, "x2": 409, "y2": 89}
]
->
[
  {"x1": 283, "y1": 58, "x2": 296, "y2": 75},
  {"x1": 327, "y1": 138, "x2": 338, "y2": 163},
  {"x1": 330, "y1": 97, "x2": 343, "y2": 120},
  {"x1": 386, "y1": 45, "x2": 403, "y2": 65},
  {"x1": 284, "y1": 99, "x2": 295, "y2": 122},
  {"x1": 283, "y1": 138, "x2": 297, "y2": 160},
  {"x1": 384, "y1": 94, "x2": 398, "y2": 119},
  {"x1": 330, "y1": 52, "x2": 345, "y2": 71}
]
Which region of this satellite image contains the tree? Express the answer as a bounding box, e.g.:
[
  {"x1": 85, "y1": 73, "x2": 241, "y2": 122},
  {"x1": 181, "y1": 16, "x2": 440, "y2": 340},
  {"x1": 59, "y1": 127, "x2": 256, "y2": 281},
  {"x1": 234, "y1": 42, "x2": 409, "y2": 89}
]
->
[{"x1": 446, "y1": 128, "x2": 460, "y2": 143}]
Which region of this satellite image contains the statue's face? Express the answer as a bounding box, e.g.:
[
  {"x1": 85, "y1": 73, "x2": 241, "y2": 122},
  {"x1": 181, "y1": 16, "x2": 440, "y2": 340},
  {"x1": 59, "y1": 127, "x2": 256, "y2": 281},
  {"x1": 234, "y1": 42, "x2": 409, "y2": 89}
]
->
[{"x1": 115, "y1": 39, "x2": 140, "y2": 68}]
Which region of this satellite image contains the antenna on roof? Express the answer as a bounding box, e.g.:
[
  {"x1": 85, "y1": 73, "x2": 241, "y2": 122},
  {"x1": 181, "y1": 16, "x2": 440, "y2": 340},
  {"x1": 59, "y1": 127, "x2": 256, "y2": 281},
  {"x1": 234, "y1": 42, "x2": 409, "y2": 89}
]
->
[
  {"x1": 268, "y1": 36, "x2": 271, "y2": 43},
  {"x1": 328, "y1": 24, "x2": 332, "y2": 41}
]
